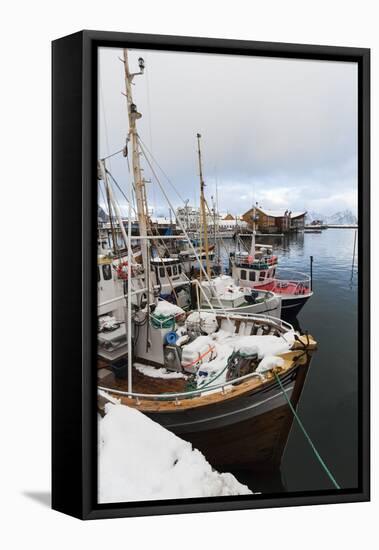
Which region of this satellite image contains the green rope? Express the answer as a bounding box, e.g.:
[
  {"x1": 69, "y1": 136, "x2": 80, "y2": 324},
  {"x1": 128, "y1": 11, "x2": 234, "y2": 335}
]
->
[
  {"x1": 197, "y1": 350, "x2": 257, "y2": 391},
  {"x1": 274, "y1": 371, "x2": 340, "y2": 490}
]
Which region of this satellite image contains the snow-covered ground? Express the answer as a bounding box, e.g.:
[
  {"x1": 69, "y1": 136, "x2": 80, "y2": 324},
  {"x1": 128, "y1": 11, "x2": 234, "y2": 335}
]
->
[{"x1": 98, "y1": 403, "x2": 252, "y2": 503}]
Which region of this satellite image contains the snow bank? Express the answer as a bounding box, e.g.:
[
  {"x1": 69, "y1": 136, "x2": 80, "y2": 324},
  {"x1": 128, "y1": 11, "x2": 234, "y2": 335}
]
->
[
  {"x1": 98, "y1": 403, "x2": 252, "y2": 503},
  {"x1": 134, "y1": 363, "x2": 187, "y2": 379}
]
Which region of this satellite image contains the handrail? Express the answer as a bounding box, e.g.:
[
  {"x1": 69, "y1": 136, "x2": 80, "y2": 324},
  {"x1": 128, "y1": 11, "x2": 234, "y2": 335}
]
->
[
  {"x1": 275, "y1": 268, "x2": 310, "y2": 280},
  {"x1": 98, "y1": 370, "x2": 266, "y2": 401},
  {"x1": 98, "y1": 310, "x2": 296, "y2": 401},
  {"x1": 194, "y1": 309, "x2": 294, "y2": 333},
  {"x1": 234, "y1": 255, "x2": 277, "y2": 267}
]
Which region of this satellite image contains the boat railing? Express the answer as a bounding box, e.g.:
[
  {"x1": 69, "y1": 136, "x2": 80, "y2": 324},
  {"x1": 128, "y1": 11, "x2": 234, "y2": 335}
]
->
[
  {"x1": 195, "y1": 309, "x2": 295, "y2": 332},
  {"x1": 234, "y1": 253, "x2": 278, "y2": 269},
  {"x1": 270, "y1": 269, "x2": 312, "y2": 293},
  {"x1": 98, "y1": 369, "x2": 267, "y2": 403},
  {"x1": 275, "y1": 268, "x2": 311, "y2": 288},
  {"x1": 98, "y1": 311, "x2": 296, "y2": 402}
]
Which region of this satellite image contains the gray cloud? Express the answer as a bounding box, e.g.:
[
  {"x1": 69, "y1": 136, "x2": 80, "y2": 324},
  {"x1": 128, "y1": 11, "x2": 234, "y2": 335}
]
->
[{"x1": 99, "y1": 47, "x2": 357, "y2": 217}]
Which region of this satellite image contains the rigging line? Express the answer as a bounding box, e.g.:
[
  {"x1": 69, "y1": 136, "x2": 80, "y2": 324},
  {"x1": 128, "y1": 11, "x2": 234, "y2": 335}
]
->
[
  {"x1": 98, "y1": 180, "x2": 108, "y2": 214},
  {"x1": 99, "y1": 77, "x2": 113, "y2": 172},
  {"x1": 144, "y1": 56, "x2": 157, "y2": 215},
  {"x1": 204, "y1": 198, "x2": 230, "y2": 266},
  {"x1": 137, "y1": 134, "x2": 187, "y2": 205},
  {"x1": 138, "y1": 138, "x2": 233, "y2": 322},
  {"x1": 102, "y1": 148, "x2": 124, "y2": 161},
  {"x1": 274, "y1": 370, "x2": 341, "y2": 490},
  {"x1": 105, "y1": 168, "x2": 138, "y2": 217},
  {"x1": 144, "y1": 54, "x2": 154, "y2": 154}
]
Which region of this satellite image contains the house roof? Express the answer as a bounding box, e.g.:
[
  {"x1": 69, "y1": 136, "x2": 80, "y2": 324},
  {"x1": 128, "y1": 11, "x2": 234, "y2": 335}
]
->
[{"x1": 244, "y1": 207, "x2": 307, "y2": 219}]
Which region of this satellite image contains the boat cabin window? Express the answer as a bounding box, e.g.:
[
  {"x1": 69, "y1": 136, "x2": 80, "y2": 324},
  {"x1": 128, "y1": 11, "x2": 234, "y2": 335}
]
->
[
  {"x1": 178, "y1": 264, "x2": 182, "y2": 274},
  {"x1": 249, "y1": 271, "x2": 256, "y2": 282},
  {"x1": 167, "y1": 266, "x2": 172, "y2": 277},
  {"x1": 97, "y1": 267, "x2": 100, "y2": 282},
  {"x1": 270, "y1": 268, "x2": 276, "y2": 278},
  {"x1": 102, "y1": 264, "x2": 112, "y2": 281},
  {"x1": 241, "y1": 269, "x2": 247, "y2": 280},
  {"x1": 259, "y1": 271, "x2": 266, "y2": 281},
  {"x1": 159, "y1": 267, "x2": 165, "y2": 278},
  {"x1": 172, "y1": 265, "x2": 178, "y2": 276}
]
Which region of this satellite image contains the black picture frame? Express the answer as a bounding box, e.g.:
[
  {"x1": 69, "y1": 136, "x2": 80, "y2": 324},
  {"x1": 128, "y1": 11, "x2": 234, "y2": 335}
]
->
[{"x1": 52, "y1": 30, "x2": 370, "y2": 520}]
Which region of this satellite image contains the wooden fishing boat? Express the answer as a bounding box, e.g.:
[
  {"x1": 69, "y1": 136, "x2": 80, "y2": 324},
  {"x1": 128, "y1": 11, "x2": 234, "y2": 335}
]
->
[{"x1": 99, "y1": 310, "x2": 316, "y2": 471}]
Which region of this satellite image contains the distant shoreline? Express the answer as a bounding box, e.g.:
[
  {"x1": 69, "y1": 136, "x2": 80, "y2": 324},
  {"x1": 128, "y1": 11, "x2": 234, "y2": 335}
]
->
[{"x1": 305, "y1": 224, "x2": 358, "y2": 230}]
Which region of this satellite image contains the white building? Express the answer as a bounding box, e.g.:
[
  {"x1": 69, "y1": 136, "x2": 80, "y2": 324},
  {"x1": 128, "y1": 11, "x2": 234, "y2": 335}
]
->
[{"x1": 176, "y1": 205, "x2": 214, "y2": 231}]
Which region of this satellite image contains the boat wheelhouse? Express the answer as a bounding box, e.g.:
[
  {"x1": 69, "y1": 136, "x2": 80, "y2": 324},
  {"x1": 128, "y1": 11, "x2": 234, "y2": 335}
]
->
[{"x1": 150, "y1": 256, "x2": 191, "y2": 308}]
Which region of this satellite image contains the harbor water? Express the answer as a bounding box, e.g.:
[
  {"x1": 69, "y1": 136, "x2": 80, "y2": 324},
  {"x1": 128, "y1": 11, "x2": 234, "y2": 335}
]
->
[{"x1": 223, "y1": 228, "x2": 359, "y2": 494}]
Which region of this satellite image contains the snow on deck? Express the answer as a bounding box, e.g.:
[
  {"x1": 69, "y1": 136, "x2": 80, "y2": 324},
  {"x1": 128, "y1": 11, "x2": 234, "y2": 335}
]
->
[
  {"x1": 134, "y1": 363, "x2": 187, "y2": 379},
  {"x1": 98, "y1": 403, "x2": 252, "y2": 503},
  {"x1": 201, "y1": 275, "x2": 246, "y2": 301},
  {"x1": 195, "y1": 328, "x2": 295, "y2": 387}
]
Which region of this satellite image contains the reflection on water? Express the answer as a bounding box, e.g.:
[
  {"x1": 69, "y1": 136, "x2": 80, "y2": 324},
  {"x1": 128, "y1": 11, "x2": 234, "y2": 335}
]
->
[{"x1": 225, "y1": 229, "x2": 358, "y2": 494}]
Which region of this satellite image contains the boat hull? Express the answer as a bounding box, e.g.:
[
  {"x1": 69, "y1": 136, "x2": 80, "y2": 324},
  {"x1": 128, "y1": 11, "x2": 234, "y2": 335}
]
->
[
  {"x1": 145, "y1": 361, "x2": 310, "y2": 472},
  {"x1": 280, "y1": 293, "x2": 311, "y2": 319},
  {"x1": 201, "y1": 296, "x2": 282, "y2": 318}
]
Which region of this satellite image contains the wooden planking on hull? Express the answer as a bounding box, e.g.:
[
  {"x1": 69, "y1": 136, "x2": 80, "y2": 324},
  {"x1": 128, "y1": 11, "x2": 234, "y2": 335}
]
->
[{"x1": 175, "y1": 360, "x2": 311, "y2": 472}]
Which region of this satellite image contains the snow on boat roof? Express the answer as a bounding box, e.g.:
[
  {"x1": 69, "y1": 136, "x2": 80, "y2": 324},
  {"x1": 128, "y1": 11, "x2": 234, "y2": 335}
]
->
[
  {"x1": 256, "y1": 208, "x2": 306, "y2": 219},
  {"x1": 151, "y1": 257, "x2": 180, "y2": 264},
  {"x1": 154, "y1": 300, "x2": 185, "y2": 317}
]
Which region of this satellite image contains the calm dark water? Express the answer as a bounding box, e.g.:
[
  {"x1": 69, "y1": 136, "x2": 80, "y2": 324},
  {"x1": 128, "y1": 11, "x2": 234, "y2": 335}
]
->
[{"x1": 224, "y1": 229, "x2": 359, "y2": 494}]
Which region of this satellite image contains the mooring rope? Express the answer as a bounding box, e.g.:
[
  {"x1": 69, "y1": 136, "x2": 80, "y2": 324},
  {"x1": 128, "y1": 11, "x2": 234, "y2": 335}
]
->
[{"x1": 274, "y1": 371, "x2": 341, "y2": 490}]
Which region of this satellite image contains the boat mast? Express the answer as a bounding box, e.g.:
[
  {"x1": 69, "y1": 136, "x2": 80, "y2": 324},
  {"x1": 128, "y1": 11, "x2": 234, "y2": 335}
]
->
[
  {"x1": 122, "y1": 49, "x2": 151, "y2": 292},
  {"x1": 196, "y1": 133, "x2": 211, "y2": 277},
  {"x1": 249, "y1": 203, "x2": 257, "y2": 262}
]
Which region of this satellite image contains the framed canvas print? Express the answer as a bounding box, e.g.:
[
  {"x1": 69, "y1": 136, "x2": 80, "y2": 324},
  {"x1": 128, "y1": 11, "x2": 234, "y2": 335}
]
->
[{"x1": 52, "y1": 31, "x2": 370, "y2": 519}]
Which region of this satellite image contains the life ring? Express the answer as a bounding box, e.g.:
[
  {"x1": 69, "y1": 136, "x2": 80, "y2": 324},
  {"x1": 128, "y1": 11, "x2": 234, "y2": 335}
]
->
[{"x1": 116, "y1": 261, "x2": 129, "y2": 280}]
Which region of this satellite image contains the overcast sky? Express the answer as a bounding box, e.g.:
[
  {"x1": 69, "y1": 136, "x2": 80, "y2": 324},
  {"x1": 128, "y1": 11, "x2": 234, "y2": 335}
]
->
[{"x1": 98, "y1": 47, "x2": 357, "y2": 218}]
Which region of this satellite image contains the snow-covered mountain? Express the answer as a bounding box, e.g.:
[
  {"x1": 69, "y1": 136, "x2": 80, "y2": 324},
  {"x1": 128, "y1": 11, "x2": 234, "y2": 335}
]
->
[
  {"x1": 305, "y1": 211, "x2": 325, "y2": 224},
  {"x1": 305, "y1": 209, "x2": 357, "y2": 225},
  {"x1": 325, "y1": 210, "x2": 357, "y2": 225}
]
